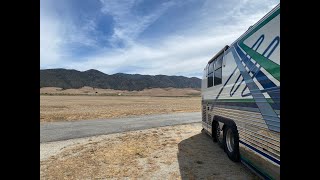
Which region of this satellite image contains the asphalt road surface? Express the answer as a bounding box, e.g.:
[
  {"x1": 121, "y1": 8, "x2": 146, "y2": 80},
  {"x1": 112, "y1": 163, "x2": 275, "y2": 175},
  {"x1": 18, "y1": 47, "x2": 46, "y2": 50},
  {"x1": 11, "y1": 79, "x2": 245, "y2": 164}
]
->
[{"x1": 40, "y1": 112, "x2": 201, "y2": 143}]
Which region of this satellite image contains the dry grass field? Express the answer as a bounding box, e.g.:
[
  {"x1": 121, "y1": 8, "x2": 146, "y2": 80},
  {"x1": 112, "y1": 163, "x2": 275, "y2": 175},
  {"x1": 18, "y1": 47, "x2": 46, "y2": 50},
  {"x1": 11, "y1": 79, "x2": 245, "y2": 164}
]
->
[
  {"x1": 40, "y1": 95, "x2": 201, "y2": 122},
  {"x1": 40, "y1": 123, "x2": 258, "y2": 179},
  {"x1": 40, "y1": 86, "x2": 201, "y2": 97}
]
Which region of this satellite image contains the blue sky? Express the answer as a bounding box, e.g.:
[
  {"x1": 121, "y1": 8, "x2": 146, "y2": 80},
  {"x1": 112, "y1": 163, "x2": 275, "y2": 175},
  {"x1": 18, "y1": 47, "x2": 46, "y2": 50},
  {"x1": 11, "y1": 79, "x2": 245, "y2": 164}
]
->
[{"x1": 40, "y1": 0, "x2": 279, "y2": 78}]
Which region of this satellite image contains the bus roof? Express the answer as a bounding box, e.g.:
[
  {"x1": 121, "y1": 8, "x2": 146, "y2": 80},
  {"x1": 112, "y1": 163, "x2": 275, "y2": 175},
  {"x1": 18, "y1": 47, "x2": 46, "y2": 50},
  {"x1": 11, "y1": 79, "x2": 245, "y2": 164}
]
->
[{"x1": 207, "y1": 45, "x2": 229, "y2": 64}]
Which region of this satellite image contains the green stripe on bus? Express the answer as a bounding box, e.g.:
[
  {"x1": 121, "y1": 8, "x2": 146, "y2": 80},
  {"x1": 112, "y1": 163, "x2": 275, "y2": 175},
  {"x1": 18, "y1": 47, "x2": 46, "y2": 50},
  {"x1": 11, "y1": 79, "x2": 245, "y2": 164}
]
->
[
  {"x1": 238, "y1": 45, "x2": 280, "y2": 81},
  {"x1": 238, "y1": 8, "x2": 280, "y2": 81}
]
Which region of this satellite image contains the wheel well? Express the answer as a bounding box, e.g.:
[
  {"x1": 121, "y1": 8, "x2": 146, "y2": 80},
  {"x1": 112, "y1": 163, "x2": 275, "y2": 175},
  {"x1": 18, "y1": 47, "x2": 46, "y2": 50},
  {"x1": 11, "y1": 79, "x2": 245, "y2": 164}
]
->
[
  {"x1": 213, "y1": 115, "x2": 237, "y2": 129},
  {"x1": 213, "y1": 115, "x2": 239, "y2": 135}
]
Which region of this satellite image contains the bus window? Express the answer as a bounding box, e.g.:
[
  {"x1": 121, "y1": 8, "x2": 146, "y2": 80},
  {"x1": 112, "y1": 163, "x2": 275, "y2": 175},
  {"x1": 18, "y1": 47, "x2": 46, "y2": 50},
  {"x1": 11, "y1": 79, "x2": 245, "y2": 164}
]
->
[
  {"x1": 214, "y1": 56, "x2": 222, "y2": 85},
  {"x1": 207, "y1": 62, "x2": 214, "y2": 87}
]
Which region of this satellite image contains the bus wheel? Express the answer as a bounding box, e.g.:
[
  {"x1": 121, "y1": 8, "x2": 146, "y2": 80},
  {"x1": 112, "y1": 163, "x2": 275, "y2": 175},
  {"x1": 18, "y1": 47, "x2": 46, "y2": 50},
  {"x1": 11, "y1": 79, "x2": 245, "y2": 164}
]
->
[
  {"x1": 212, "y1": 121, "x2": 220, "y2": 143},
  {"x1": 223, "y1": 125, "x2": 240, "y2": 162}
]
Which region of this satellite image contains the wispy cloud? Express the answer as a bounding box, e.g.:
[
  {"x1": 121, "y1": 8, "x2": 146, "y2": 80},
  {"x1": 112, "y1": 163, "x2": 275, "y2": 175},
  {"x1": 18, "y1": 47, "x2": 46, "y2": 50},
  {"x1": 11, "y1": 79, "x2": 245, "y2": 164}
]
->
[
  {"x1": 100, "y1": 0, "x2": 175, "y2": 47},
  {"x1": 40, "y1": 0, "x2": 103, "y2": 67},
  {"x1": 41, "y1": 0, "x2": 279, "y2": 78},
  {"x1": 62, "y1": 22, "x2": 244, "y2": 77},
  {"x1": 40, "y1": 15, "x2": 64, "y2": 66}
]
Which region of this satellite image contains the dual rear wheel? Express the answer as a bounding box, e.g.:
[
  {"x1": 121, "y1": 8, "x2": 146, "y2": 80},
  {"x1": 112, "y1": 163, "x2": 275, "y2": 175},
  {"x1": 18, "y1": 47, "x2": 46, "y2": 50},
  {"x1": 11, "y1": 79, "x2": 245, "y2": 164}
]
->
[{"x1": 212, "y1": 121, "x2": 240, "y2": 162}]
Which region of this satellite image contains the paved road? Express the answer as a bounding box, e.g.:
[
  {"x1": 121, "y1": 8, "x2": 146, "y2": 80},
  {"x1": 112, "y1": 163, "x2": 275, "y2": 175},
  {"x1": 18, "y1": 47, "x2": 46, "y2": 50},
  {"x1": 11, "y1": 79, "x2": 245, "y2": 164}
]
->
[{"x1": 40, "y1": 112, "x2": 201, "y2": 143}]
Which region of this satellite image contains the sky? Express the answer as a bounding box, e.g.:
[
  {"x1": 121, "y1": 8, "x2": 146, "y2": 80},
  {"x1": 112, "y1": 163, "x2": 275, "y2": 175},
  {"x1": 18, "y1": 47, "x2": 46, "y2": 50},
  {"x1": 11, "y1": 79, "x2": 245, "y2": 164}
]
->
[{"x1": 40, "y1": 0, "x2": 279, "y2": 78}]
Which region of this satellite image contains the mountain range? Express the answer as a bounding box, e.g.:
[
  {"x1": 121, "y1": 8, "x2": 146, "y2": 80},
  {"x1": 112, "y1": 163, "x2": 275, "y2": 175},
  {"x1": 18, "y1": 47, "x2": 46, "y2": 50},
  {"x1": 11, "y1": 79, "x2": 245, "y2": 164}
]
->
[{"x1": 40, "y1": 69, "x2": 201, "y2": 91}]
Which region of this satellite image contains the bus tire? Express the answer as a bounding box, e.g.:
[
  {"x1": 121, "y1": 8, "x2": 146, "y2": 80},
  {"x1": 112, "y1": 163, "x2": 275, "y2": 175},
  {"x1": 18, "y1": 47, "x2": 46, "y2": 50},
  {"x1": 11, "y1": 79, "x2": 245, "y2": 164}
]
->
[
  {"x1": 212, "y1": 121, "x2": 220, "y2": 143},
  {"x1": 223, "y1": 125, "x2": 240, "y2": 162}
]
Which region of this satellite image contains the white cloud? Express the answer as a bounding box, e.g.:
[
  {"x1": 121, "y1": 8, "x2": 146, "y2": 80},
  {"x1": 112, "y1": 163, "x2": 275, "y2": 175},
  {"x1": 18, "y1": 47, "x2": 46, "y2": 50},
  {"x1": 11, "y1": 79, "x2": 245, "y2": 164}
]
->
[
  {"x1": 40, "y1": 16, "x2": 64, "y2": 67},
  {"x1": 61, "y1": 23, "x2": 245, "y2": 77}
]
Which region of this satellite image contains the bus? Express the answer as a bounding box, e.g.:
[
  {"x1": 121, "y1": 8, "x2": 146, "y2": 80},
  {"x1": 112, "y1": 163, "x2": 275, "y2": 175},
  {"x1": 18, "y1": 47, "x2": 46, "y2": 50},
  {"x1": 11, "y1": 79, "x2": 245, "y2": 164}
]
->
[{"x1": 201, "y1": 4, "x2": 280, "y2": 180}]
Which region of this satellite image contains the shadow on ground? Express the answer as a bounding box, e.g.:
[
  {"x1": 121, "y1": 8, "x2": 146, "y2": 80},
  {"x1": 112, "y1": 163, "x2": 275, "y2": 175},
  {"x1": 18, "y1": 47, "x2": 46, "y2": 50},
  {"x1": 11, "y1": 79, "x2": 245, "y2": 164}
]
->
[{"x1": 177, "y1": 132, "x2": 259, "y2": 180}]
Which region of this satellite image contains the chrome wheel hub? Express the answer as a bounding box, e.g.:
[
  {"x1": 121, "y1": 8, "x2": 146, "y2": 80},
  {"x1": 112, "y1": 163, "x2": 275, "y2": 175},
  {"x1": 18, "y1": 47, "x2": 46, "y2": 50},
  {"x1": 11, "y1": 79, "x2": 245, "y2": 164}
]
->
[{"x1": 226, "y1": 128, "x2": 234, "y2": 152}]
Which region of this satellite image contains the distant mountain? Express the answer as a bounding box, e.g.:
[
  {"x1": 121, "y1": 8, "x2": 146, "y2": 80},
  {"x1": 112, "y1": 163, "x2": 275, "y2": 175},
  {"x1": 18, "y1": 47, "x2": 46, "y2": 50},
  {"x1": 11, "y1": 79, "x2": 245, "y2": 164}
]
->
[{"x1": 40, "y1": 69, "x2": 201, "y2": 91}]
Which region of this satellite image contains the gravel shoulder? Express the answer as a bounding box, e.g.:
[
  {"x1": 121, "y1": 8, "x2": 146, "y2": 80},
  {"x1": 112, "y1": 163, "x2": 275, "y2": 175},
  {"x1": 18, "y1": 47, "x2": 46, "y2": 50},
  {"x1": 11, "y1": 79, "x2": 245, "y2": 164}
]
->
[{"x1": 40, "y1": 123, "x2": 259, "y2": 179}]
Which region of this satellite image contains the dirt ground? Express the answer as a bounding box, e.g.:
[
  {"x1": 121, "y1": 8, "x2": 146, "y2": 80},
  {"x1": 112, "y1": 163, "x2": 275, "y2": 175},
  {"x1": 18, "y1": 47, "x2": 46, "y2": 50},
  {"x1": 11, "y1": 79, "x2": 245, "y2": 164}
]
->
[
  {"x1": 40, "y1": 123, "x2": 258, "y2": 180},
  {"x1": 40, "y1": 95, "x2": 201, "y2": 122}
]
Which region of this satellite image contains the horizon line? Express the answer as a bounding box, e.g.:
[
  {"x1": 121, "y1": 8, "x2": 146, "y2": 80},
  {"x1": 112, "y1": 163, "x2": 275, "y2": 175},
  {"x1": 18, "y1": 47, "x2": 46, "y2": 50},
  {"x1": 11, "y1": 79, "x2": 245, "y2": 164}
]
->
[{"x1": 40, "y1": 68, "x2": 201, "y2": 79}]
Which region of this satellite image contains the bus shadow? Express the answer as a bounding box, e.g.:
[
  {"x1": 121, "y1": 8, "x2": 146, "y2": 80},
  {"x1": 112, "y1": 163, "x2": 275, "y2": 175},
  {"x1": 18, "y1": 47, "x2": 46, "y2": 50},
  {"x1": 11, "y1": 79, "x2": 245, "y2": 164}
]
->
[{"x1": 177, "y1": 132, "x2": 257, "y2": 179}]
